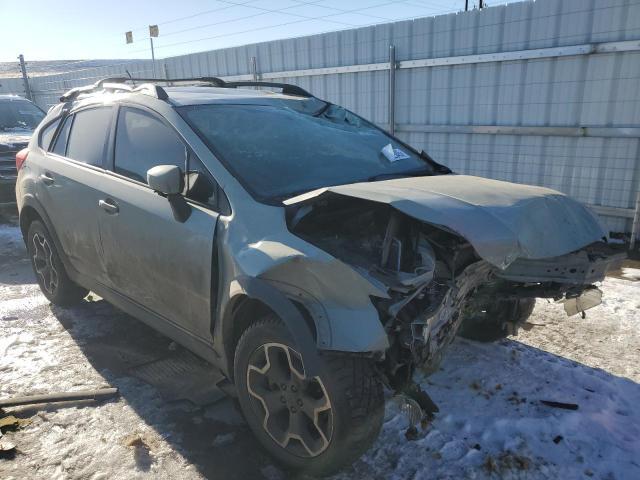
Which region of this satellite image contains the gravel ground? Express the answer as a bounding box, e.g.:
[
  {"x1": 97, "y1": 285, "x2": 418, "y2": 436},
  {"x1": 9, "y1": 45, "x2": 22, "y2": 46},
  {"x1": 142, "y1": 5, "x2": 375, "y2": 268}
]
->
[{"x1": 0, "y1": 218, "x2": 638, "y2": 480}]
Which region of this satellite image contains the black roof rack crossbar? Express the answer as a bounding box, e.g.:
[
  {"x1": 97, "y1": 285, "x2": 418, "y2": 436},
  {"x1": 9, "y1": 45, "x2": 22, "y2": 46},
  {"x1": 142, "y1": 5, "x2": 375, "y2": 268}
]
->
[{"x1": 223, "y1": 81, "x2": 313, "y2": 98}]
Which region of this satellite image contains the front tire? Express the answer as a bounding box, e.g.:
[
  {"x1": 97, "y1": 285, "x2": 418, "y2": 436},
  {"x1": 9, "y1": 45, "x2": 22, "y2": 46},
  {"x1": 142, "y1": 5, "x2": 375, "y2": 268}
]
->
[
  {"x1": 234, "y1": 315, "x2": 384, "y2": 476},
  {"x1": 26, "y1": 220, "x2": 88, "y2": 306}
]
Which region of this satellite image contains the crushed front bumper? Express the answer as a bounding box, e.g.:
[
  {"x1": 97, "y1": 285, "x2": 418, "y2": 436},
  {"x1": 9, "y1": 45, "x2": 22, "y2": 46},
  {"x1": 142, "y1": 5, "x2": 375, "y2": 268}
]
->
[{"x1": 496, "y1": 245, "x2": 625, "y2": 285}]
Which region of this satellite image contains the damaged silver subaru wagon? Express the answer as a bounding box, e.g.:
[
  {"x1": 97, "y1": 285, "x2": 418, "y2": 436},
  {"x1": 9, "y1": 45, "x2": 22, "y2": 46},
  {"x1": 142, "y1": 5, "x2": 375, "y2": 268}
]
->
[{"x1": 16, "y1": 78, "x2": 622, "y2": 475}]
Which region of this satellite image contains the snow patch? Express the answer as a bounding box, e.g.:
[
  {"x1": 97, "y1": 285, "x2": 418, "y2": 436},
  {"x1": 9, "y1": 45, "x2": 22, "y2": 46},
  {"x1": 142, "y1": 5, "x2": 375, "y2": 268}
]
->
[
  {"x1": 621, "y1": 267, "x2": 640, "y2": 281},
  {"x1": 335, "y1": 278, "x2": 640, "y2": 480}
]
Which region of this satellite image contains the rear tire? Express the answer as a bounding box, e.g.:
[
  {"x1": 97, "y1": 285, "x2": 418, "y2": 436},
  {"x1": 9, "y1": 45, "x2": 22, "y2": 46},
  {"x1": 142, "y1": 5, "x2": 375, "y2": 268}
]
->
[
  {"x1": 234, "y1": 315, "x2": 384, "y2": 476},
  {"x1": 458, "y1": 298, "x2": 535, "y2": 342},
  {"x1": 26, "y1": 220, "x2": 88, "y2": 306}
]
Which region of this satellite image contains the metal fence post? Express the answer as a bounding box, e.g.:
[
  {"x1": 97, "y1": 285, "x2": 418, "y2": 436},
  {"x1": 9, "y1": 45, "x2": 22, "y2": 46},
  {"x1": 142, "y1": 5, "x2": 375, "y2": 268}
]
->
[
  {"x1": 388, "y1": 45, "x2": 396, "y2": 135},
  {"x1": 251, "y1": 56, "x2": 259, "y2": 82},
  {"x1": 163, "y1": 62, "x2": 173, "y2": 85},
  {"x1": 630, "y1": 189, "x2": 640, "y2": 250},
  {"x1": 18, "y1": 54, "x2": 32, "y2": 101}
]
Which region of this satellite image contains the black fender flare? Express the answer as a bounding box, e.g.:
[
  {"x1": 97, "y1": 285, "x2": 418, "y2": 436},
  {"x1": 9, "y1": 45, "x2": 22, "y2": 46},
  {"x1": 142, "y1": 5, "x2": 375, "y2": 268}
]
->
[{"x1": 233, "y1": 276, "x2": 321, "y2": 377}]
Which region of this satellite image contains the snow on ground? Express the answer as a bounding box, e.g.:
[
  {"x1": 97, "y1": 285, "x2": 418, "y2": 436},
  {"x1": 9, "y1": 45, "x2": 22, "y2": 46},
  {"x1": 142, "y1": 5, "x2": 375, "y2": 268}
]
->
[
  {"x1": 621, "y1": 268, "x2": 640, "y2": 281},
  {"x1": 1, "y1": 221, "x2": 639, "y2": 479}
]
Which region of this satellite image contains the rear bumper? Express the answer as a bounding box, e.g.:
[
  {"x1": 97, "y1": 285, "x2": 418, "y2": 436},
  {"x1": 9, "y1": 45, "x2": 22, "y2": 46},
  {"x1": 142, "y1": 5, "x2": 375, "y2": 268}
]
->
[{"x1": 497, "y1": 244, "x2": 626, "y2": 285}]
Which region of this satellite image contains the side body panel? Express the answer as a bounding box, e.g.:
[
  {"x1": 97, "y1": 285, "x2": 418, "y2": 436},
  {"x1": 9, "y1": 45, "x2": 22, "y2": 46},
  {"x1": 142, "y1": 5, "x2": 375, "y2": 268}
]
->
[
  {"x1": 25, "y1": 152, "x2": 111, "y2": 285},
  {"x1": 96, "y1": 172, "x2": 218, "y2": 342}
]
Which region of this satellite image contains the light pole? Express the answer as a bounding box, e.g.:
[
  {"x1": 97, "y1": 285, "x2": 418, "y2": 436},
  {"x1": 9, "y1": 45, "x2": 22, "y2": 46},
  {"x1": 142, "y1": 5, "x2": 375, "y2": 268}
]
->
[
  {"x1": 125, "y1": 24, "x2": 159, "y2": 78},
  {"x1": 149, "y1": 25, "x2": 159, "y2": 78}
]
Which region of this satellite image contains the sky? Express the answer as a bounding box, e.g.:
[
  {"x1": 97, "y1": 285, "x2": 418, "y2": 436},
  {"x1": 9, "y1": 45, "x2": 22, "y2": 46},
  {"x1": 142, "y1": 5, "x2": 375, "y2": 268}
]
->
[{"x1": 0, "y1": 0, "x2": 518, "y2": 63}]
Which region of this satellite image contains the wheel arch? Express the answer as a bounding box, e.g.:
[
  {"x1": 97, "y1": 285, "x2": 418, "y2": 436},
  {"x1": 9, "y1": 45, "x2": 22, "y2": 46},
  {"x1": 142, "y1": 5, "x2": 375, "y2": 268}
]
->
[
  {"x1": 19, "y1": 195, "x2": 75, "y2": 278},
  {"x1": 220, "y1": 276, "x2": 321, "y2": 380},
  {"x1": 19, "y1": 204, "x2": 41, "y2": 240}
]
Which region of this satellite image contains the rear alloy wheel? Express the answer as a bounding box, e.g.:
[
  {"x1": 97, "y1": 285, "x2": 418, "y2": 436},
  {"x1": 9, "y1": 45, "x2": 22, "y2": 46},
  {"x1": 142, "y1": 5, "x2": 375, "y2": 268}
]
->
[
  {"x1": 31, "y1": 232, "x2": 59, "y2": 295},
  {"x1": 234, "y1": 316, "x2": 384, "y2": 476},
  {"x1": 27, "y1": 220, "x2": 88, "y2": 306}
]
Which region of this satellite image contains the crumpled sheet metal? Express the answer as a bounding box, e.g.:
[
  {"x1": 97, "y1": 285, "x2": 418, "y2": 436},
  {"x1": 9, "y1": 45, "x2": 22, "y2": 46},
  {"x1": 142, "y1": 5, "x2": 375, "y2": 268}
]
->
[{"x1": 285, "y1": 175, "x2": 607, "y2": 269}]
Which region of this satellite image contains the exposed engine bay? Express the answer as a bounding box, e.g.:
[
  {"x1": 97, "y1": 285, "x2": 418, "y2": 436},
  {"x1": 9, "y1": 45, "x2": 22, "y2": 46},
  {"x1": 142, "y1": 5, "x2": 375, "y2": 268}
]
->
[{"x1": 286, "y1": 194, "x2": 623, "y2": 395}]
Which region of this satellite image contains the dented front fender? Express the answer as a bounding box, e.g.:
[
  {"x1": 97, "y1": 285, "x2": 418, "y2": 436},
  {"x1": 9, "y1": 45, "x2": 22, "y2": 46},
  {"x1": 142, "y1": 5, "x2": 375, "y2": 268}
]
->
[{"x1": 234, "y1": 234, "x2": 390, "y2": 353}]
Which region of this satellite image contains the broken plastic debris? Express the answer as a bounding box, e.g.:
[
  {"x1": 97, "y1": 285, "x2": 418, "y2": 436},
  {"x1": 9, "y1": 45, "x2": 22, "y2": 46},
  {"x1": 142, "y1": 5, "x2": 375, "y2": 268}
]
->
[
  {"x1": 392, "y1": 395, "x2": 423, "y2": 441},
  {"x1": 381, "y1": 143, "x2": 410, "y2": 162},
  {"x1": 561, "y1": 288, "x2": 602, "y2": 316},
  {"x1": 394, "y1": 395, "x2": 423, "y2": 427}
]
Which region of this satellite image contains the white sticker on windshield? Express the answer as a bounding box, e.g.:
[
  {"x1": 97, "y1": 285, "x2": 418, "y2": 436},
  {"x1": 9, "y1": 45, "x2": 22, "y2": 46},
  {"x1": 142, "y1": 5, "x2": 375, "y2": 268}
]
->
[{"x1": 381, "y1": 143, "x2": 410, "y2": 162}]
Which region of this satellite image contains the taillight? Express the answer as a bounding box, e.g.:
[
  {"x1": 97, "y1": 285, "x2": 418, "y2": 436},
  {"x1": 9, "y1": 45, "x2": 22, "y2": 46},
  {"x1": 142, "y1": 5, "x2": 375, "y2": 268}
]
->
[{"x1": 16, "y1": 148, "x2": 29, "y2": 171}]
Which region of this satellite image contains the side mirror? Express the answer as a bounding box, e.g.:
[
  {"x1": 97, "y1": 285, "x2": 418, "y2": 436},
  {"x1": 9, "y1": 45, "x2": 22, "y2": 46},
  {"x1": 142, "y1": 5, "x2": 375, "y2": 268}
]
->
[
  {"x1": 147, "y1": 164, "x2": 191, "y2": 223},
  {"x1": 147, "y1": 165, "x2": 183, "y2": 195}
]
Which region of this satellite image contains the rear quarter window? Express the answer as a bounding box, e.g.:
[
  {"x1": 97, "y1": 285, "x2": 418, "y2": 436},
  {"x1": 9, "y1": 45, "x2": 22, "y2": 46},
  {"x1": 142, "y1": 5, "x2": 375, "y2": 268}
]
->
[
  {"x1": 39, "y1": 119, "x2": 61, "y2": 151},
  {"x1": 51, "y1": 116, "x2": 72, "y2": 156}
]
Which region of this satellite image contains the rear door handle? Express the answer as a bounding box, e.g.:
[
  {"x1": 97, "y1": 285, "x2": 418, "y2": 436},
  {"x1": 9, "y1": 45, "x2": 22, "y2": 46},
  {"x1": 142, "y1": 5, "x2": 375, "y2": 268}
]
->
[
  {"x1": 39, "y1": 173, "x2": 54, "y2": 185},
  {"x1": 98, "y1": 199, "x2": 119, "y2": 214}
]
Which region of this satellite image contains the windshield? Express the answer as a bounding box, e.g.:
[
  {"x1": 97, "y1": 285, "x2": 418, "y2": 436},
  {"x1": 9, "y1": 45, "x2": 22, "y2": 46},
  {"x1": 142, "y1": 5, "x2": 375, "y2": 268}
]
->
[
  {"x1": 178, "y1": 101, "x2": 435, "y2": 202},
  {"x1": 0, "y1": 99, "x2": 45, "y2": 131}
]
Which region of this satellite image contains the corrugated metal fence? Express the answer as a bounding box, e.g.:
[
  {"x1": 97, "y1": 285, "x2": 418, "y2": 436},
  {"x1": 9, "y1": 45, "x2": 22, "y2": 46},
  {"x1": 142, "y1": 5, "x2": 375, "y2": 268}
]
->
[{"x1": 3, "y1": 0, "x2": 640, "y2": 238}]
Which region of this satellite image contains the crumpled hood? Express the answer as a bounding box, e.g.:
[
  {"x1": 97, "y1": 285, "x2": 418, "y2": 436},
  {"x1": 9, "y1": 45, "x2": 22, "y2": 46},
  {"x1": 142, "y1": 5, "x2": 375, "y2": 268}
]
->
[{"x1": 284, "y1": 175, "x2": 607, "y2": 269}]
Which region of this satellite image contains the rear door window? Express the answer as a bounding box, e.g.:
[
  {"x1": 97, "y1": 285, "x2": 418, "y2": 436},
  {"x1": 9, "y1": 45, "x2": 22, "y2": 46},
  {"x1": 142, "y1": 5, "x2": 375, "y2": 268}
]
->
[
  {"x1": 65, "y1": 107, "x2": 112, "y2": 167},
  {"x1": 114, "y1": 107, "x2": 186, "y2": 184}
]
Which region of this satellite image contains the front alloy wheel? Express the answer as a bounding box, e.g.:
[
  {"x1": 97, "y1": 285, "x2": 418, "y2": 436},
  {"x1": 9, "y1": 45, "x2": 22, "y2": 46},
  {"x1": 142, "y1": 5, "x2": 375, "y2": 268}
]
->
[
  {"x1": 234, "y1": 316, "x2": 384, "y2": 476},
  {"x1": 246, "y1": 342, "x2": 333, "y2": 458}
]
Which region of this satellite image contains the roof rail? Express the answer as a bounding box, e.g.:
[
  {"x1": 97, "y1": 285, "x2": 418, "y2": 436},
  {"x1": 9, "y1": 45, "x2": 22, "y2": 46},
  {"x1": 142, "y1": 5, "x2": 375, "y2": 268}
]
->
[
  {"x1": 96, "y1": 77, "x2": 227, "y2": 88},
  {"x1": 60, "y1": 77, "x2": 227, "y2": 103},
  {"x1": 60, "y1": 76, "x2": 314, "y2": 103},
  {"x1": 106, "y1": 77, "x2": 313, "y2": 97},
  {"x1": 59, "y1": 81, "x2": 162, "y2": 103},
  {"x1": 223, "y1": 81, "x2": 313, "y2": 98}
]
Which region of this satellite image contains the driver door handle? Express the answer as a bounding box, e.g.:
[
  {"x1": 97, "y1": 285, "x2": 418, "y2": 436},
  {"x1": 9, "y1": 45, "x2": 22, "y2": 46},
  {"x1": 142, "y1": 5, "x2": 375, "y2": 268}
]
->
[
  {"x1": 99, "y1": 198, "x2": 119, "y2": 214},
  {"x1": 39, "y1": 173, "x2": 54, "y2": 185}
]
